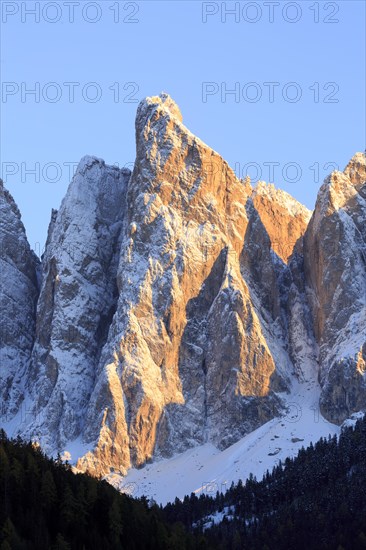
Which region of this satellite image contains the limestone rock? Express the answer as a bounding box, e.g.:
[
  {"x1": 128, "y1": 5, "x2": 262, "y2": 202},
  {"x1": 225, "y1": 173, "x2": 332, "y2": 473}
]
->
[
  {"x1": 303, "y1": 152, "x2": 366, "y2": 423},
  {"x1": 22, "y1": 157, "x2": 131, "y2": 450},
  {"x1": 79, "y1": 94, "x2": 289, "y2": 474},
  {"x1": 1, "y1": 95, "x2": 365, "y2": 479},
  {"x1": 252, "y1": 182, "x2": 312, "y2": 263},
  {"x1": 0, "y1": 180, "x2": 40, "y2": 416}
]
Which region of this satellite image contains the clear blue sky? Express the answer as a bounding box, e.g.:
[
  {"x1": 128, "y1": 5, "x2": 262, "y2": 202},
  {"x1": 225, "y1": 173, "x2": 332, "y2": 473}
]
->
[{"x1": 1, "y1": 0, "x2": 365, "y2": 253}]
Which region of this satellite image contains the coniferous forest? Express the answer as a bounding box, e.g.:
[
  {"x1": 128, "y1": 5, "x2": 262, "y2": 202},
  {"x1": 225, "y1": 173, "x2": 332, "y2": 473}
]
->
[{"x1": 1, "y1": 416, "x2": 366, "y2": 549}]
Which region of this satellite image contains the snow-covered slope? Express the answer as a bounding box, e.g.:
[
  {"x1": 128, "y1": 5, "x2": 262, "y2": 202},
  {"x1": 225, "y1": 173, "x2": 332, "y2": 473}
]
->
[{"x1": 108, "y1": 358, "x2": 339, "y2": 504}]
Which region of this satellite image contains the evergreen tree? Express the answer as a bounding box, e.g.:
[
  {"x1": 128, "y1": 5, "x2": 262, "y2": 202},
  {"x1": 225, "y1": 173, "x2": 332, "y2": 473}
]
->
[
  {"x1": 108, "y1": 497, "x2": 123, "y2": 545},
  {"x1": 52, "y1": 533, "x2": 71, "y2": 550},
  {"x1": 41, "y1": 470, "x2": 58, "y2": 509}
]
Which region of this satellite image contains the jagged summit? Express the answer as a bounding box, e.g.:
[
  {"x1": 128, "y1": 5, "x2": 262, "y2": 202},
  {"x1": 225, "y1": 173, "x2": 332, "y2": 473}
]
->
[
  {"x1": 252, "y1": 181, "x2": 312, "y2": 219},
  {"x1": 76, "y1": 155, "x2": 131, "y2": 178},
  {"x1": 344, "y1": 151, "x2": 366, "y2": 186},
  {"x1": 134, "y1": 93, "x2": 230, "y2": 172},
  {"x1": 251, "y1": 180, "x2": 311, "y2": 263},
  {"x1": 139, "y1": 92, "x2": 183, "y2": 123},
  {"x1": 309, "y1": 152, "x2": 366, "y2": 231},
  {"x1": 0, "y1": 96, "x2": 365, "y2": 483}
]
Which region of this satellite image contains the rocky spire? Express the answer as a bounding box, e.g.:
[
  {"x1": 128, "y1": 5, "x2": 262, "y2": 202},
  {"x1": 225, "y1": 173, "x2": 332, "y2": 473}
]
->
[{"x1": 303, "y1": 152, "x2": 366, "y2": 423}]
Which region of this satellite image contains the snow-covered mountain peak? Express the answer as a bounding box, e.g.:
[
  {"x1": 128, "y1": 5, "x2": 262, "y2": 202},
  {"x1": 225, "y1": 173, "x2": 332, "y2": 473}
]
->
[
  {"x1": 344, "y1": 151, "x2": 366, "y2": 187},
  {"x1": 0, "y1": 97, "x2": 365, "y2": 492},
  {"x1": 139, "y1": 92, "x2": 183, "y2": 124},
  {"x1": 252, "y1": 180, "x2": 312, "y2": 220},
  {"x1": 250, "y1": 180, "x2": 311, "y2": 263},
  {"x1": 308, "y1": 153, "x2": 366, "y2": 235}
]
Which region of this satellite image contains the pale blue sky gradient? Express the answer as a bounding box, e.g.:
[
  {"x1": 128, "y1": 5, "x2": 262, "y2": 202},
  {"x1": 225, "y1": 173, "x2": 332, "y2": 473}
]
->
[{"x1": 1, "y1": 0, "x2": 365, "y2": 251}]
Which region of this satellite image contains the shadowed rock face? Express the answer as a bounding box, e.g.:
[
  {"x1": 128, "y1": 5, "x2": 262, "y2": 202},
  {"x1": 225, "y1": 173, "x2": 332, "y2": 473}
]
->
[
  {"x1": 0, "y1": 180, "x2": 40, "y2": 416},
  {"x1": 22, "y1": 158, "x2": 131, "y2": 450},
  {"x1": 0, "y1": 95, "x2": 364, "y2": 476}
]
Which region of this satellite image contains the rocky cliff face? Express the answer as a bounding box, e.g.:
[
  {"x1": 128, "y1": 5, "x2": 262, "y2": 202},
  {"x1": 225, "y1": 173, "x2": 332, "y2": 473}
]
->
[
  {"x1": 0, "y1": 95, "x2": 365, "y2": 477},
  {"x1": 303, "y1": 152, "x2": 366, "y2": 423},
  {"x1": 0, "y1": 180, "x2": 39, "y2": 417},
  {"x1": 78, "y1": 94, "x2": 291, "y2": 474},
  {"x1": 22, "y1": 158, "x2": 131, "y2": 450},
  {"x1": 252, "y1": 182, "x2": 312, "y2": 263}
]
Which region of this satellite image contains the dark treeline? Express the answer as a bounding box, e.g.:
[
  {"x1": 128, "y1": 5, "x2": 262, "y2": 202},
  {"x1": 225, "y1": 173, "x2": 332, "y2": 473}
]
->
[
  {"x1": 0, "y1": 430, "x2": 201, "y2": 549},
  {"x1": 1, "y1": 416, "x2": 366, "y2": 549},
  {"x1": 164, "y1": 415, "x2": 366, "y2": 550}
]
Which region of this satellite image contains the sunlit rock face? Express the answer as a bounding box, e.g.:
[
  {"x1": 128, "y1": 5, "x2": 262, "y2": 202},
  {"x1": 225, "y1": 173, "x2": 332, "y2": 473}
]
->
[
  {"x1": 303, "y1": 152, "x2": 366, "y2": 424},
  {"x1": 79, "y1": 94, "x2": 291, "y2": 475},
  {"x1": 0, "y1": 94, "x2": 364, "y2": 477},
  {"x1": 252, "y1": 182, "x2": 312, "y2": 263}
]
